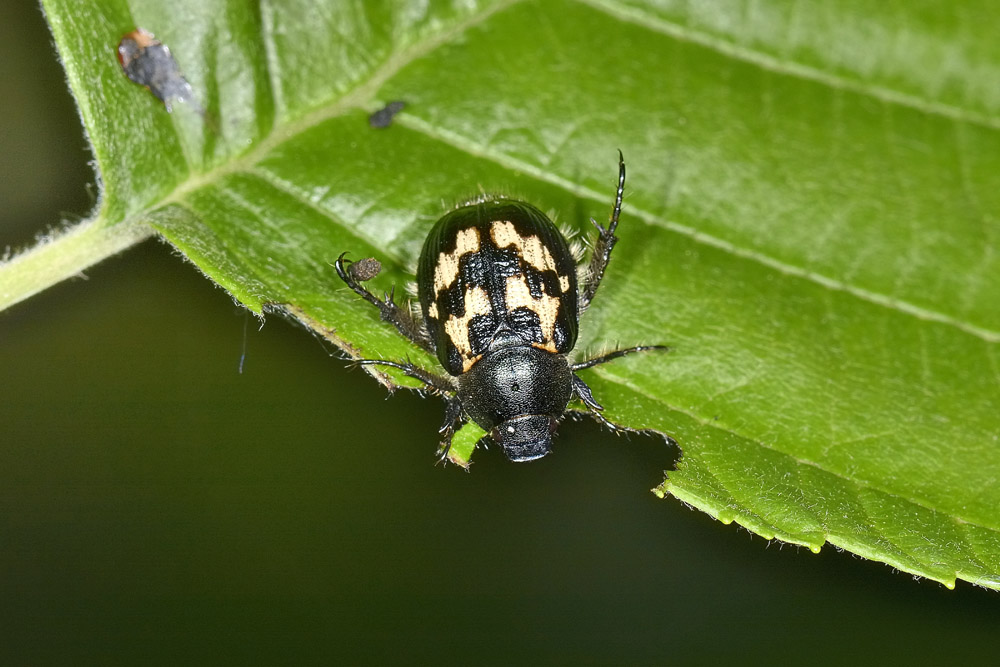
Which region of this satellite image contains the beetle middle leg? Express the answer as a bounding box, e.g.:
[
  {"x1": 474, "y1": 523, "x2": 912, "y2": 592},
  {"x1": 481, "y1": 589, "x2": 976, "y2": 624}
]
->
[
  {"x1": 570, "y1": 344, "x2": 669, "y2": 372},
  {"x1": 354, "y1": 358, "x2": 456, "y2": 393}
]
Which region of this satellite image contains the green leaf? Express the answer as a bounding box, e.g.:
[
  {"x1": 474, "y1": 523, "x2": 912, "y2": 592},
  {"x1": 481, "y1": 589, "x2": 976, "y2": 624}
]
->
[
  {"x1": 6, "y1": 0, "x2": 1000, "y2": 589},
  {"x1": 448, "y1": 422, "x2": 487, "y2": 469}
]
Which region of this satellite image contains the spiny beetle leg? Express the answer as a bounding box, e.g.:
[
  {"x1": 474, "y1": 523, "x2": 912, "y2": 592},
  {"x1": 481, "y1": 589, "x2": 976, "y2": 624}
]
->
[
  {"x1": 571, "y1": 374, "x2": 604, "y2": 411},
  {"x1": 570, "y1": 344, "x2": 670, "y2": 372},
  {"x1": 434, "y1": 397, "x2": 465, "y2": 465},
  {"x1": 354, "y1": 358, "x2": 456, "y2": 393},
  {"x1": 335, "y1": 253, "x2": 436, "y2": 355},
  {"x1": 580, "y1": 150, "x2": 626, "y2": 311}
]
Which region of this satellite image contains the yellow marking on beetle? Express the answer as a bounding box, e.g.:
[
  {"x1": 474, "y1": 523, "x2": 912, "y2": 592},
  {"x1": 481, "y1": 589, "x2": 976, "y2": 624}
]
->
[
  {"x1": 433, "y1": 227, "x2": 480, "y2": 294},
  {"x1": 559, "y1": 274, "x2": 570, "y2": 293},
  {"x1": 444, "y1": 286, "x2": 492, "y2": 371},
  {"x1": 504, "y1": 274, "x2": 560, "y2": 345},
  {"x1": 490, "y1": 221, "x2": 557, "y2": 274},
  {"x1": 427, "y1": 301, "x2": 439, "y2": 319},
  {"x1": 531, "y1": 340, "x2": 559, "y2": 353}
]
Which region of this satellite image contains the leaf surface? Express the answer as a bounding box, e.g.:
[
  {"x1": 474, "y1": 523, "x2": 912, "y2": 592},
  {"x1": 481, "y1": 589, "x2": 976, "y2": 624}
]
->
[{"x1": 21, "y1": 0, "x2": 1000, "y2": 588}]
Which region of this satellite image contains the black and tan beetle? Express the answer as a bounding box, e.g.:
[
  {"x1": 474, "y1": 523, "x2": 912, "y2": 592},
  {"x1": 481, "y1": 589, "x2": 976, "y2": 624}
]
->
[{"x1": 335, "y1": 152, "x2": 666, "y2": 463}]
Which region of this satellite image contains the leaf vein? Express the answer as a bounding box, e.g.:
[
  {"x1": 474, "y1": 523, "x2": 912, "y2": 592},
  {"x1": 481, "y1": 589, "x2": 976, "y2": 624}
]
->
[{"x1": 580, "y1": 0, "x2": 1000, "y2": 132}]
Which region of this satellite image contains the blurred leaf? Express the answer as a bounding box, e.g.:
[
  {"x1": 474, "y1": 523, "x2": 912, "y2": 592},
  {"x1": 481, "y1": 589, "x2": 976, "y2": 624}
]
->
[{"x1": 8, "y1": 0, "x2": 1000, "y2": 589}]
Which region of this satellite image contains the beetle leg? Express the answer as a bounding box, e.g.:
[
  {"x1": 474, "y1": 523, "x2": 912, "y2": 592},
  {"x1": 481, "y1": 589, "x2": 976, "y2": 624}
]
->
[
  {"x1": 572, "y1": 373, "x2": 680, "y2": 442},
  {"x1": 571, "y1": 373, "x2": 604, "y2": 411},
  {"x1": 572, "y1": 374, "x2": 636, "y2": 434},
  {"x1": 434, "y1": 397, "x2": 465, "y2": 464},
  {"x1": 588, "y1": 408, "x2": 629, "y2": 433},
  {"x1": 354, "y1": 358, "x2": 457, "y2": 393},
  {"x1": 570, "y1": 344, "x2": 669, "y2": 372},
  {"x1": 579, "y1": 150, "x2": 626, "y2": 311},
  {"x1": 335, "y1": 253, "x2": 437, "y2": 355},
  {"x1": 354, "y1": 359, "x2": 466, "y2": 463}
]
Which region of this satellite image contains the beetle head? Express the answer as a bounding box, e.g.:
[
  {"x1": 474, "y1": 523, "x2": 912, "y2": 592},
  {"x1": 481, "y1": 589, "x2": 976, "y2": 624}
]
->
[
  {"x1": 458, "y1": 345, "x2": 573, "y2": 462},
  {"x1": 489, "y1": 414, "x2": 559, "y2": 461}
]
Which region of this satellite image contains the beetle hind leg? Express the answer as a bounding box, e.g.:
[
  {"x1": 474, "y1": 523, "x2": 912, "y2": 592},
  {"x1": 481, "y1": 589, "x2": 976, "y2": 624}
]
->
[
  {"x1": 335, "y1": 253, "x2": 436, "y2": 355},
  {"x1": 579, "y1": 150, "x2": 626, "y2": 311}
]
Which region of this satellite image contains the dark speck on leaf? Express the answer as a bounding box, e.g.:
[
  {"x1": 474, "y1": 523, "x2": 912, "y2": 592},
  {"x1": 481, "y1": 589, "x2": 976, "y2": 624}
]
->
[
  {"x1": 117, "y1": 28, "x2": 198, "y2": 113},
  {"x1": 348, "y1": 257, "x2": 383, "y2": 282},
  {"x1": 368, "y1": 101, "x2": 407, "y2": 129}
]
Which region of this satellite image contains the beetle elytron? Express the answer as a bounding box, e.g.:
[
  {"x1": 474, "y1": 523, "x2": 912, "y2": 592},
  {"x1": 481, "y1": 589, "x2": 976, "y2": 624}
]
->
[{"x1": 336, "y1": 152, "x2": 665, "y2": 463}]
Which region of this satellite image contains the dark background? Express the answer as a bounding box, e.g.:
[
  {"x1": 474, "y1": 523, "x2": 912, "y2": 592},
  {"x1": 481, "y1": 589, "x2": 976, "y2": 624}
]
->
[{"x1": 1, "y1": 3, "x2": 996, "y2": 664}]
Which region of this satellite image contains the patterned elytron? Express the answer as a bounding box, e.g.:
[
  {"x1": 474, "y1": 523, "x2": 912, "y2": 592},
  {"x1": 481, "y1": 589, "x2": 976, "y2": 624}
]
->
[
  {"x1": 335, "y1": 152, "x2": 666, "y2": 465},
  {"x1": 417, "y1": 201, "x2": 579, "y2": 374}
]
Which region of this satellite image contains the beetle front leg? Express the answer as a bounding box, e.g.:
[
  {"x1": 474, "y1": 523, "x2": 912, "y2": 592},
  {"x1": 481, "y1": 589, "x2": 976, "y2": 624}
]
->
[
  {"x1": 572, "y1": 373, "x2": 631, "y2": 434},
  {"x1": 435, "y1": 397, "x2": 465, "y2": 464},
  {"x1": 572, "y1": 373, "x2": 679, "y2": 448}
]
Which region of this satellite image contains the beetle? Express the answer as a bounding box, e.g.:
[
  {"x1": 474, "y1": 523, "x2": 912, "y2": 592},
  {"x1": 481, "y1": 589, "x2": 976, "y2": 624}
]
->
[{"x1": 335, "y1": 151, "x2": 666, "y2": 463}]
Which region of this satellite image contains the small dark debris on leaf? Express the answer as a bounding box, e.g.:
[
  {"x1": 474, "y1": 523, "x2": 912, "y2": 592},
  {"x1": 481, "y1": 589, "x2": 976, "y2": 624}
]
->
[
  {"x1": 368, "y1": 101, "x2": 407, "y2": 129},
  {"x1": 348, "y1": 257, "x2": 383, "y2": 282},
  {"x1": 117, "y1": 28, "x2": 198, "y2": 113}
]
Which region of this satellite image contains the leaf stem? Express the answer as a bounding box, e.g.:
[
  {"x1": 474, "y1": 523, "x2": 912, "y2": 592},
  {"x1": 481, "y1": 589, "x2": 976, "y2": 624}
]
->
[{"x1": 0, "y1": 218, "x2": 154, "y2": 311}]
